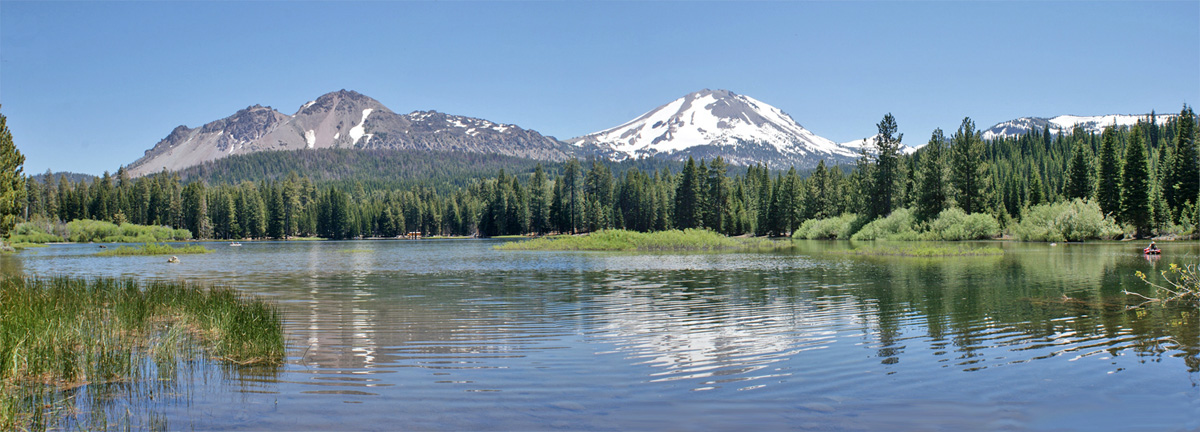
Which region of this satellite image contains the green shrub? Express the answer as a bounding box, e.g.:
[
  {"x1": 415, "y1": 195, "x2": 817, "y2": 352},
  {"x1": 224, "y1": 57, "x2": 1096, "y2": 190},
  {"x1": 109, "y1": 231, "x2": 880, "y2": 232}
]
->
[
  {"x1": 65, "y1": 219, "x2": 193, "y2": 243},
  {"x1": 851, "y1": 208, "x2": 917, "y2": 241},
  {"x1": 793, "y1": 213, "x2": 860, "y2": 239},
  {"x1": 6, "y1": 221, "x2": 66, "y2": 243},
  {"x1": 921, "y1": 208, "x2": 1001, "y2": 240},
  {"x1": 1014, "y1": 199, "x2": 1122, "y2": 242}
]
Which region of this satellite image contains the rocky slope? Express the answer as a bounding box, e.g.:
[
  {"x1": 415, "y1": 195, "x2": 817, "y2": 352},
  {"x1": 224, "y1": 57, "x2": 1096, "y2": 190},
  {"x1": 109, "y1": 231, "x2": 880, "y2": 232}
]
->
[{"x1": 127, "y1": 90, "x2": 574, "y2": 177}]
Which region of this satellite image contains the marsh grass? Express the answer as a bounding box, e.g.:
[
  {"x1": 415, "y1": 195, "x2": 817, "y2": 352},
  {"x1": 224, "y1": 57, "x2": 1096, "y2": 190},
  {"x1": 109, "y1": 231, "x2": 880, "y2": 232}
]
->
[
  {"x1": 0, "y1": 277, "x2": 284, "y2": 430},
  {"x1": 496, "y1": 229, "x2": 790, "y2": 252},
  {"x1": 836, "y1": 243, "x2": 1005, "y2": 257},
  {"x1": 96, "y1": 243, "x2": 212, "y2": 257}
]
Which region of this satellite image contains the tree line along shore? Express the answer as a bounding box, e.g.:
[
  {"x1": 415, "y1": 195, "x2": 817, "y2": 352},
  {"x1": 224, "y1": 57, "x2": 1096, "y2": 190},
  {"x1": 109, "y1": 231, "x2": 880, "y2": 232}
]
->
[{"x1": 6, "y1": 106, "x2": 1198, "y2": 245}]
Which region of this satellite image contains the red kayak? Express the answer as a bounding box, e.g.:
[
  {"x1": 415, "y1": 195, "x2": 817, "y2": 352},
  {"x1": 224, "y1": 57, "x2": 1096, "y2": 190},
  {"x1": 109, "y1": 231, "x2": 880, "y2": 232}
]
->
[{"x1": 1144, "y1": 248, "x2": 1161, "y2": 255}]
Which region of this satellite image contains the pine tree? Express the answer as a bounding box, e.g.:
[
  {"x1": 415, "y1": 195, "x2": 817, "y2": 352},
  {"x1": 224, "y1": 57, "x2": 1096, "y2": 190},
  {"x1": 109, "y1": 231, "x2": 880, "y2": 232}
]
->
[
  {"x1": 1169, "y1": 104, "x2": 1198, "y2": 222},
  {"x1": 1094, "y1": 125, "x2": 1122, "y2": 216},
  {"x1": 529, "y1": 164, "x2": 551, "y2": 234},
  {"x1": 1121, "y1": 125, "x2": 1153, "y2": 237},
  {"x1": 754, "y1": 165, "x2": 773, "y2": 235},
  {"x1": 781, "y1": 167, "x2": 803, "y2": 234},
  {"x1": 806, "y1": 160, "x2": 832, "y2": 219},
  {"x1": 674, "y1": 157, "x2": 701, "y2": 229},
  {"x1": 869, "y1": 113, "x2": 902, "y2": 219},
  {"x1": 915, "y1": 128, "x2": 947, "y2": 223},
  {"x1": 705, "y1": 158, "x2": 731, "y2": 232},
  {"x1": 584, "y1": 162, "x2": 614, "y2": 231},
  {"x1": 560, "y1": 159, "x2": 583, "y2": 233},
  {"x1": 183, "y1": 181, "x2": 211, "y2": 239},
  {"x1": 0, "y1": 108, "x2": 25, "y2": 240},
  {"x1": 950, "y1": 117, "x2": 988, "y2": 214},
  {"x1": 1065, "y1": 131, "x2": 1094, "y2": 200}
]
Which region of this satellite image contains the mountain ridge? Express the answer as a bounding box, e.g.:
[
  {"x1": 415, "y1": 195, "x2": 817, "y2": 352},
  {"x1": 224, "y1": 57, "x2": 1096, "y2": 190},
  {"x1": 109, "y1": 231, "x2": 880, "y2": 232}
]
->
[
  {"x1": 126, "y1": 90, "x2": 575, "y2": 177},
  {"x1": 125, "y1": 88, "x2": 1182, "y2": 177},
  {"x1": 980, "y1": 113, "x2": 1178, "y2": 141}
]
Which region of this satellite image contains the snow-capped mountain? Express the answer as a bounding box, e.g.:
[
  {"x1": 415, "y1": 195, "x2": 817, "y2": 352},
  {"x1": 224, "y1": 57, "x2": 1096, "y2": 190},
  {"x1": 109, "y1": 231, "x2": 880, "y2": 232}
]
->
[
  {"x1": 127, "y1": 90, "x2": 574, "y2": 177},
  {"x1": 981, "y1": 114, "x2": 1177, "y2": 141},
  {"x1": 570, "y1": 89, "x2": 872, "y2": 169},
  {"x1": 837, "y1": 135, "x2": 921, "y2": 155}
]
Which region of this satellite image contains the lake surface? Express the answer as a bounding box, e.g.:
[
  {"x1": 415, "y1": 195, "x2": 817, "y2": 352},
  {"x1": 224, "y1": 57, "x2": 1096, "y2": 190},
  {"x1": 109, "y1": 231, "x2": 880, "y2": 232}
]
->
[{"x1": 7, "y1": 240, "x2": 1200, "y2": 431}]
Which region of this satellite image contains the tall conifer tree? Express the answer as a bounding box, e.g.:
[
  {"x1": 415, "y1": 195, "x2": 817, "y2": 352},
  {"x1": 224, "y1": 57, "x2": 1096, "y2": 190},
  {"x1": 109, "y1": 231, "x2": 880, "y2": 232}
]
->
[
  {"x1": 869, "y1": 113, "x2": 902, "y2": 219},
  {"x1": 1169, "y1": 104, "x2": 1198, "y2": 222},
  {"x1": 915, "y1": 129, "x2": 947, "y2": 223},
  {"x1": 1095, "y1": 125, "x2": 1122, "y2": 216},
  {"x1": 950, "y1": 117, "x2": 988, "y2": 214},
  {"x1": 1065, "y1": 132, "x2": 1094, "y2": 200},
  {"x1": 529, "y1": 164, "x2": 551, "y2": 234},
  {"x1": 1121, "y1": 125, "x2": 1153, "y2": 237},
  {"x1": 0, "y1": 108, "x2": 26, "y2": 240}
]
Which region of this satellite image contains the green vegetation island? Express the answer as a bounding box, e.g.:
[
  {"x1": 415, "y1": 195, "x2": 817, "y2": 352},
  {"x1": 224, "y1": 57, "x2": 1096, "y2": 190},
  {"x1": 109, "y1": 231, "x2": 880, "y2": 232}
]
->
[
  {"x1": 834, "y1": 243, "x2": 1005, "y2": 258},
  {"x1": 495, "y1": 228, "x2": 789, "y2": 252},
  {"x1": 96, "y1": 242, "x2": 212, "y2": 256}
]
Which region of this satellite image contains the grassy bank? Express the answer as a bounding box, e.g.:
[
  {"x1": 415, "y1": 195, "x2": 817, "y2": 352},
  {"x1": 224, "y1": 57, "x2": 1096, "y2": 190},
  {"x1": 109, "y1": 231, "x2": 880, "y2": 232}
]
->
[
  {"x1": 96, "y1": 243, "x2": 212, "y2": 256},
  {"x1": 836, "y1": 243, "x2": 1005, "y2": 257},
  {"x1": 0, "y1": 276, "x2": 284, "y2": 430},
  {"x1": 496, "y1": 229, "x2": 790, "y2": 252}
]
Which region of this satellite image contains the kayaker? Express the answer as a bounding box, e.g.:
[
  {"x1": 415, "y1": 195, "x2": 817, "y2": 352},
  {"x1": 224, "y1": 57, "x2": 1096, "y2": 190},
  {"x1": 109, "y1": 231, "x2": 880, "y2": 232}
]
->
[{"x1": 1148, "y1": 241, "x2": 1159, "y2": 252}]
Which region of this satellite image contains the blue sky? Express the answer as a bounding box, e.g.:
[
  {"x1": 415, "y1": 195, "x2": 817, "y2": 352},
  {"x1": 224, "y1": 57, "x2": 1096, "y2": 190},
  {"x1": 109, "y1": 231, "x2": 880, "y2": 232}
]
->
[{"x1": 1, "y1": 1, "x2": 1197, "y2": 175}]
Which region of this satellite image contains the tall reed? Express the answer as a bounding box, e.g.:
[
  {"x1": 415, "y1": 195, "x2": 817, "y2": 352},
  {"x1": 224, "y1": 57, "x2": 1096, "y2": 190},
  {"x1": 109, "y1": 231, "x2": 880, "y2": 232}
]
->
[{"x1": 0, "y1": 276, "x2": 284, "y2": 430}]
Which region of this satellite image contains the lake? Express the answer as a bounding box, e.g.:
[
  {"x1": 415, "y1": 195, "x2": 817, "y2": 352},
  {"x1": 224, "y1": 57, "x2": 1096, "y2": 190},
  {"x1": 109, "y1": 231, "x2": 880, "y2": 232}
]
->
[{"x1": 6, "y1": 239, "x2": 1199, "y2": 431}]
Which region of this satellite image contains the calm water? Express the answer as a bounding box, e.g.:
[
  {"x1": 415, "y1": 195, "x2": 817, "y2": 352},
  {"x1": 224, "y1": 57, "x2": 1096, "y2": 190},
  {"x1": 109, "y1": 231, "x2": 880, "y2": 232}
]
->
[{"x1": 6, "y1": 240, "x2": 1200, "y2": 431}]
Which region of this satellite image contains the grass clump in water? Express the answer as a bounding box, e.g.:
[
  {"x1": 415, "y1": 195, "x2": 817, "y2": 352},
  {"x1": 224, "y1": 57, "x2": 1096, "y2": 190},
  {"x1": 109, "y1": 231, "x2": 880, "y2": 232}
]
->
[
  {"x1": 836, "y1": 243, "x2": 1004, "y2": 257},
  {"x1": 496, "y1": 229, "x2": 788, "y2": 252},
  {"x1": 0, "y1": 276, "x2": 284, "y2": 429},
  {"x1": 97, "y1": 243, "x2": 212, "y2": 256}
]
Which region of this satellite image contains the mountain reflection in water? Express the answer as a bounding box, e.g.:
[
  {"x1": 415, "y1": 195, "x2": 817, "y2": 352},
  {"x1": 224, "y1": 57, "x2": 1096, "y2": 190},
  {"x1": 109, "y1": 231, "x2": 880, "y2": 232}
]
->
[{"x1": 6, "y1": 239, "x2": 1199, "y2": 430}]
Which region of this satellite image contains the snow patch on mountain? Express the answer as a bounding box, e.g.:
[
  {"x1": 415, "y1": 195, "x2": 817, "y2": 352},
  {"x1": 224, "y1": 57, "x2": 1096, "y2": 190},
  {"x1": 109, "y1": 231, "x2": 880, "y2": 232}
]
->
[{"x1": 349, "y1": 109, "x2": 374, "y2": 146}]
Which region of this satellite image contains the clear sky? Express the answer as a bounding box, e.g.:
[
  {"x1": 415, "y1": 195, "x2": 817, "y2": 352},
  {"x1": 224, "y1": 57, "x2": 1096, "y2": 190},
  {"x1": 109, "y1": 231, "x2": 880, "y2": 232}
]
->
[{"x1": 1, "y1": 1, "x2": 1197, "y2": 175}]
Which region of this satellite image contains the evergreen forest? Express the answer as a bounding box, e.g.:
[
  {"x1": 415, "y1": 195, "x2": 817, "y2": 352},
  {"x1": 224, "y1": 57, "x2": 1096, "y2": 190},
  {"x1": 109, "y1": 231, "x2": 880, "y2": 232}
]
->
[{"x1": 15, "y1": 106, "x2": 1199, "y2": 242}]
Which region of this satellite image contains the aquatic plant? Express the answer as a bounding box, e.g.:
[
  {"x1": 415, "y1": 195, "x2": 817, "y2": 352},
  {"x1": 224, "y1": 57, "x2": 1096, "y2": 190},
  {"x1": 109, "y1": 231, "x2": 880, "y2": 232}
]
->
[
  {"x1": 1130, "y1": 263, "x2": 1200, "y2": 307},
  {"x1": 0, "y1": 276, "x2": 284, "y2": 429},
  {"x1": 496, "y1": 229, "x2": 789, "y2": 252},
  {"x1": 96, "y1": 243, "x2": 211, "y2": 256}
]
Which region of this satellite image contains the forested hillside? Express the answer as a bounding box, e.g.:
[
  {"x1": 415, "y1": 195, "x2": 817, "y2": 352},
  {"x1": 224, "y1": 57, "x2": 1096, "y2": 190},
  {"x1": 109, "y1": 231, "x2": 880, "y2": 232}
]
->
[{"x1": 18, "y1": 107, "x2": 1197, "y2": 241}]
